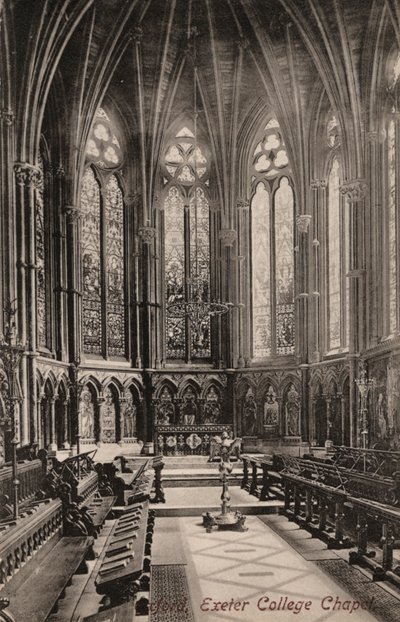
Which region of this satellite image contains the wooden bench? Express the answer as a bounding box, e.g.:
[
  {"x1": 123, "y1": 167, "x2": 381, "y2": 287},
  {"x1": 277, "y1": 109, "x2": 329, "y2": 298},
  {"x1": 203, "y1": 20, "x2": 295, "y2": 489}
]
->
[
  {"x1": 95, "y1": 501, "x2": 154, "y2": 606},
  {"x1": 83, "y1": 600, "x2": 135, "y2": 621},
  {"x1": 2, "y1": 536, "x2": 93, "y2": 622},
  {"x1": 241, "y1": 454, "x2": 282, "y2": 501},
  {"x1": 347, "y1": 495, "x2": 400, "y2": 587}
]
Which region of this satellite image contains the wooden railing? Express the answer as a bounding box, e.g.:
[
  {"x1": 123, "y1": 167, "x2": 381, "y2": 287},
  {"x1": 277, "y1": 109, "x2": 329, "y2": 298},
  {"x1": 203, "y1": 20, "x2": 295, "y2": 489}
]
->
[
  {"x1": 241, "y1": 454, "x2": 283, "y2": 501},
  {"x1": 0, "y1": 460, "x2": 45, "y2": 512},
  {"x1": 0, "y1": 498, "x2": 63, "y2": 588}
]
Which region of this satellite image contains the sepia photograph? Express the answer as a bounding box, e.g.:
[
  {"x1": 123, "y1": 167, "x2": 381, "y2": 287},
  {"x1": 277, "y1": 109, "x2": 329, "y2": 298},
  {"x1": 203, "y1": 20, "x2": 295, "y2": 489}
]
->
[{"x1": 0, "y1": 0, "x2": 400, "y2": 620}]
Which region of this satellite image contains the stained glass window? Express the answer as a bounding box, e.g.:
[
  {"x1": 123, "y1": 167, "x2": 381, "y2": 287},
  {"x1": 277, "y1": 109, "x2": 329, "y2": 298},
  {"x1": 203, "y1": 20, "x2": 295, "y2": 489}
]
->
[
  {"x1": 163, "y1": 126, "x2": 211, "y2": 360},
  {"x1": 327, "y1": 156, "x2": 348, "y2": 350},
  {"x1": 81, "y1": 107, "x2": 126, "y2": 358},
  {"x1": 190, "y1": 188, "x2": 211, "y2": 358},
  {"x1": 86, "y1": 108, "x2": 122, "y2": 169},
  {"x1": 388, "y1": 119, "x2": 397, "y2": 334},
  {"x1": 81, "y1": 168, "x2": 102, "y2": 354},
  {"x1": 328, "y1": 159, "x2": 341, "y2": 348},
  {"x1": 36, "y1": 152, "x2": 47, "y2": 348},
  {"x1": 105, "y1": 175, "x2": 125, "y2": 355},
  {"x1": 275, "y1": 177, "x2": 295, "y2": 353},
  {"x1": 165, "y1": 186, "x2": 185, "y2": 358},
  {"x1": 251, "y1": 119, "x2": 295, "y2": 358},
  {"x1": 252, "y1": 183, "x2": 271, "y2": 357}
]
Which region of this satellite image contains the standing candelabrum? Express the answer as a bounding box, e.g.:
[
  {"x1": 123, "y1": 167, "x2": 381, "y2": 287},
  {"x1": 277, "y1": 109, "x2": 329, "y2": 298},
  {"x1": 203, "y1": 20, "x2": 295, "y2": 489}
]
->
[
  {"x1": 0, "y1": 301, "x2": 25, "y2": 519},
  {"x1": 355, "y1": 362, "x2": 375, "y2": 471}
]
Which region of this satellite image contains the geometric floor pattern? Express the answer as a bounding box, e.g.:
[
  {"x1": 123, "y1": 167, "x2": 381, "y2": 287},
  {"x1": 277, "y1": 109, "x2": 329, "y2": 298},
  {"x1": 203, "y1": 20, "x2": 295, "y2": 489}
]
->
[
  {"x1": 150, "y1": 565, "x2": 195, "y2": 622},
  {"x1": 317, "y1": 559, "x2": 400, "y2": 622},
  {"x1": 176, "y1": 515, "x2": 378, "y2": 622}
]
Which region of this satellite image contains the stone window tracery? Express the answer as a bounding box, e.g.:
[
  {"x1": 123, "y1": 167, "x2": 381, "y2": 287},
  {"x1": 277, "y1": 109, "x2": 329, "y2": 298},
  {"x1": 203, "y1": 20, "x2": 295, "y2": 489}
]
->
[
  {"x1": 81, "y1": 108, "x2": 126, "y2": 358},
  {"x1": 163, "y1": 125, "x2": 211, "y2": 360},
  {"x1": 251, "y1": 118, "x2": 295, "y2": 358}
]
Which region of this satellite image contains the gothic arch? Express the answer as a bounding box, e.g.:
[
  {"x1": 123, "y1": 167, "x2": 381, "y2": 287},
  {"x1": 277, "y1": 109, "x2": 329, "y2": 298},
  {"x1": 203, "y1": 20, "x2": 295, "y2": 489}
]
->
[
  {"x1": 154, "y1": 379, "x2": 178, "y2": 400},
  {"x1": 178, "y1": 379, "x2": 201, "y2": 400}
]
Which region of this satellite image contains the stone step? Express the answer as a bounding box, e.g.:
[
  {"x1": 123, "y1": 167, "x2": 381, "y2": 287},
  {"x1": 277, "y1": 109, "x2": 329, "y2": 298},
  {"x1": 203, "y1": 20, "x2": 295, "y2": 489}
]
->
[
  {"x1": 159, "y1": 456, "x2": 242, "y2": 470},
  {"x1": 163, "y1": 474, "x2": 241, "y2": 487}
]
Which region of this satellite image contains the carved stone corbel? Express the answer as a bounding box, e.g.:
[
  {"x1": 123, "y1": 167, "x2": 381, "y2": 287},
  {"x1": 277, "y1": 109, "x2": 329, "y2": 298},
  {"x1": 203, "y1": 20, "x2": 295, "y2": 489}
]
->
[
  {"x1": 219, "y1": 229, "x2": 237, "y2": 246},
  {"x1": 296, "y1": 214, "x2": 312, "y2": 233},
  {"x1": 138, "y1": 226, "x2": 156, "y2": 244},
  {"x1": 340, "y1": 179, "x2": 368, "y2": 203}
]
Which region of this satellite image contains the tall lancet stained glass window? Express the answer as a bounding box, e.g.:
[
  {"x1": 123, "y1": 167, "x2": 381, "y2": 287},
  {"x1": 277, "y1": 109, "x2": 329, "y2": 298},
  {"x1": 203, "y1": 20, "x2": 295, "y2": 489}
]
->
[
  {"x1": 163, "y1": 126, "x2": 211, "y2": 359},
  {"x1": 251, "y1": 119, "x2": 295, "y2": 358},
  {"x1": 81, "y1": 107, "x2": 126, "y2": 357},
  {"x1": 388, "y1": 118, "x2": 398, "y2": 334},
  {"x1": 81, "y1": 168, "x2": 102, "y2": 354},
  {"x1": 326, "y1": 155, "x2": 349, "y2": 350},
  {"x1": 105, "y1": 175, "x2": 125, "y2": 356},
  {"x1": 36, "y1": 151, "x2": 47, "y2": 348}
]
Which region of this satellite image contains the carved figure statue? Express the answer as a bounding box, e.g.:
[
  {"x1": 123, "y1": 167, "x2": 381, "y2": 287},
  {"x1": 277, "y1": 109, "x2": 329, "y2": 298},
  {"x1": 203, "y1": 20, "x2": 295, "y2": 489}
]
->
[
  {"x1": 157, "y1": 388, "x2": 175, "y2": 425},
  {"x1": 208, "y1": 431, "x2": 241, "y2": 462},
  {"x1": 377, "y1": 393, "x2": 387, "y2": 440},
  {"x1": 263, "y1": 386, "x2": 279, "y2": 426},
  {"x1": 243, "y1": 389, "x2": 257, "y2": 436},
  {"x1": 285, "y1": 384, "x2": 300, "y2": 436},
  {"x1": 203, "y1": 401, "x2": 220, "y2": 424},
  {"x1": 123, "y1": 393, "x2": 136, "y2": 438},
  {"x1": 101, "y1": 387, "x2": 116, "y2": 443},
  {"x1": 80, "y1": 389, "x2": 94, "y2": 439},
  {"x1": 181, "y1": 390, "x2": 197, "y2": 425}
]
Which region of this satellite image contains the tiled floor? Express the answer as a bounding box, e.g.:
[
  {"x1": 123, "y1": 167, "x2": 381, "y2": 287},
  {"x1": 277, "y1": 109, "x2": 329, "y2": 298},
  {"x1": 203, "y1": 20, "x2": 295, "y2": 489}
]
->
[{"x1": 153, "y1": 515, "x2": 378, "y2": 622}]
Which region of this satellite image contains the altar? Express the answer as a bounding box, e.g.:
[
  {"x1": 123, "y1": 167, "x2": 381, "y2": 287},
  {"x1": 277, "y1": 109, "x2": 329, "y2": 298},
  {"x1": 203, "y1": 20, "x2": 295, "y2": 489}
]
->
[{"x1": 155, "y1": 424, "x2": 234, "y2": 456}]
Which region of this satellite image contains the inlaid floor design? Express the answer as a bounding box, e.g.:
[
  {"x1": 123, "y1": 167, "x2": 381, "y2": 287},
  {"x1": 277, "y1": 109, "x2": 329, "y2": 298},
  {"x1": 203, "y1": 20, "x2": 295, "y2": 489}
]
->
[{"x1": 154, "y1": 515, "x2": 379, "y2": 622}]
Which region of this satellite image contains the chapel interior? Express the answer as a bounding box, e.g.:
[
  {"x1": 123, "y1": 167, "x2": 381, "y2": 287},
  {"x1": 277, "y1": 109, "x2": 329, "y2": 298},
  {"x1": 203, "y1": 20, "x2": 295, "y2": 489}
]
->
[{"x1": 2, "y1": 0, "x2": 400, "y2": 621}]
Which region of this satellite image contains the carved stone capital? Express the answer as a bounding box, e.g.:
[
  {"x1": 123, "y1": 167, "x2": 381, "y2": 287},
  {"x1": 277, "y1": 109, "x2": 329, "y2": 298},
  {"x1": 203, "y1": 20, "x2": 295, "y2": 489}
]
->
[
  {"x1": 209, "y1": 200, "x2": 221, "y2": 212},
  {"x1": 55, "y1": 165, "x2": 65, "y2": 178},
  {"x1": 63, "y1": 205, "x2": 81, "y2": 223},
  {"x1": 14, "y1": 163, "x2": 40, "y2": 188},
  {"x1": 1, "y1": 108, "x2": 14, "y2": 126},
  {"x1": 238, "y1": 37, "x2": 249, "y2": 50},
  {"x1": 139, "y1": 226, "x2": 156, "y2": 244},
  {"x1": 124, "y1": 192, "x2": 140, "y2": 208},
  {"x1": 366, "y1": 130, "x2": 378, "y2": 144},
  {"x1": 340, "y1": 179, "x2": 368, "y2": 203},
  {"x1": 296, "y1": 214, "x2": 312, "y2": 233},
  {"x1": 219, "y1": 228, "x2": 237, "y2": 246},
  {"x1": 132, "y1": 26, "x2": 143, "y2": 44},
  {"x1": 236, "y1": 198, "x2": 250, "y2": 211},
  {"x1": 44, "y1": 163, "x2": 54, "y2": 180},
  {"x1": 310, "y1": 179, "x2": 326, "y2": 190}
]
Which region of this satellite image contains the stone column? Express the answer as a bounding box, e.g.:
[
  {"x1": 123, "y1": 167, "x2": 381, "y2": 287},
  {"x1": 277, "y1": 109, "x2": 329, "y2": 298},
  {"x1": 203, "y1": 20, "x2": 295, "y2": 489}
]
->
[
  {"x1": 296, "y1": 214, "x2": 312, "y2": 361},
  {"x1": 366, "y1": 131, "x2": 380, "y2": 346},
  {"x1": 54, "y1": 166, "x2": 68, "y2": 360},
  {"x1": 64, "y1": 205, "x2": 82, "y2": 365},
  {"x1": 310, "y1": 180, "x2": 326, "y2": 361},
  {"x1": 219, "y1": 229, "x2": 237, "y2": 368},
  {"x1": 340, "y1": 179, "x2": 368, "y2": 447},
  {"x1": 126, "y1": 193, "x2": 142, "y2": 368},
  {"x1": 14, "y1": 163, "x2": 41, "y2": 447},
  {"x1": 210, "y1": 200, "x2": 223, "y2": 367},
  {"x1": 62, "y1": 399, "x2": 70, "y2": 450},
  {"x1": 236, "y1": 198, "x2": 250, "y2": 367},
  {"x1": 48, "y1": 396, "x2": 58, "y2": 451},
  {"x1": 139, "y1": 225, "x2": 156, "y2": 369}
]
